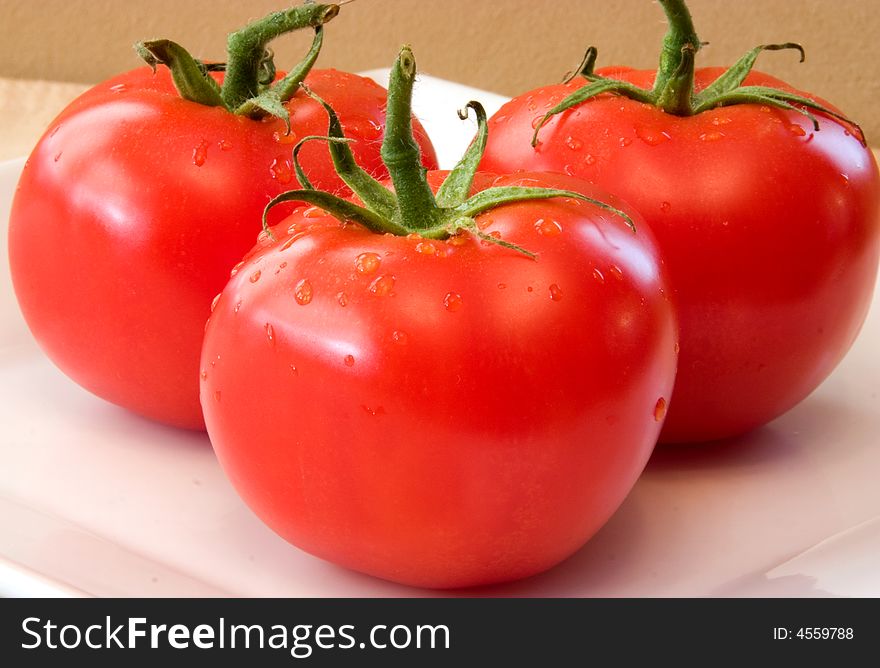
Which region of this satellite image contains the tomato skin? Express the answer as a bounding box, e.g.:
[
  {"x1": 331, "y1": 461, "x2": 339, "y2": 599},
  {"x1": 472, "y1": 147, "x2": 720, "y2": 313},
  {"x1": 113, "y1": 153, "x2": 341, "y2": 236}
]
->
[
  {"x1": 201, "y1": 171, "x2": 677, "y2": 588},
  {"x1": 8, "y1": 66, "x2": 438, "y2": 430},
  {"x1": 482, "y1": 68, "x2": 880, "y2": 442}
]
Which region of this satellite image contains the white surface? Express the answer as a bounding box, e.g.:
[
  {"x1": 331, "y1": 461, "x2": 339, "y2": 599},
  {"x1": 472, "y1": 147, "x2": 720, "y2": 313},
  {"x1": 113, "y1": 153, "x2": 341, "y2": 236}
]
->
[{"x1": 2, "y1": 74, "x2": 880, "y2": 598}]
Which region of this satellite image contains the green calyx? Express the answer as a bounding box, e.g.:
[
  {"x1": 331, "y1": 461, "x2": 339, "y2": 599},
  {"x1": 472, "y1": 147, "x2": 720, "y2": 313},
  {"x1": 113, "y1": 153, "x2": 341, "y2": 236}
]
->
[
  {"x1": 532, "y1": 0, "x2": 863, "y2": 146},
  {"x1": 264, "y1": 46, "x2": 634, "y2": 257},
  {"x1": 135, "y1": 2, "x2": 339, "y2": 125}
]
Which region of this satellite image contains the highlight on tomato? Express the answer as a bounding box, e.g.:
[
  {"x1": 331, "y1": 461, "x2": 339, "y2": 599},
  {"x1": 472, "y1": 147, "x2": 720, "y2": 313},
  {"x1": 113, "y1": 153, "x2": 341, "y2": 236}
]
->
[
  {"x1": 480, "y1": 0, "x2": 880, "y2": 443},
  {"x1": 201, "y1": 47, "x2": 678, "y2": 588},
  {"x1": 8, "y1": 3, "x2": 437, "y2": 429}
]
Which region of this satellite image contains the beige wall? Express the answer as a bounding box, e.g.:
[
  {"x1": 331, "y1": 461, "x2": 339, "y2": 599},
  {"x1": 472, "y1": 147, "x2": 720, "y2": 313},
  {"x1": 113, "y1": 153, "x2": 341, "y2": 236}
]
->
[{"x1": 2, "y1": 0, "x2": 879, "y2": 137}]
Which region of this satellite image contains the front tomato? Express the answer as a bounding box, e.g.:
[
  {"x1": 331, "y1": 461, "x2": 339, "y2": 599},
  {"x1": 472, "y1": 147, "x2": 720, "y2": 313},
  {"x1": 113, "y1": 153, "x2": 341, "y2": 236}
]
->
[
  {"x1": 202, "y1": 173, "x2": 676, "y2": 588},
  {"x1": 7, "y1": 5, "x2": 437, "y2": 430}
]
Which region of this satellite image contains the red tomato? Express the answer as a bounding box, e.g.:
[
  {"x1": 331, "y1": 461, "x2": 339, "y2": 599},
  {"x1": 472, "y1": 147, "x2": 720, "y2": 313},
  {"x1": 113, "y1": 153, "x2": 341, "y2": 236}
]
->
[
  {"x1": 8, "y1": 66, "x2": 437, "y2": 429},
  {"x1": 482, "y1": 67, "x2": 880, "y2": 443},
  {"x1": 201, "y1": 171, "x2": 677, "y2": 588}
]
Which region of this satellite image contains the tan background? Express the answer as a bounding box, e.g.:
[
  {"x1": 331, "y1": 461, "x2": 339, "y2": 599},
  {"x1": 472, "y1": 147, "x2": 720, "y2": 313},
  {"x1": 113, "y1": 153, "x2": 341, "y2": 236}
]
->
[{"x1": 1, "y1": 0, "x2": 879, "y2": 138}]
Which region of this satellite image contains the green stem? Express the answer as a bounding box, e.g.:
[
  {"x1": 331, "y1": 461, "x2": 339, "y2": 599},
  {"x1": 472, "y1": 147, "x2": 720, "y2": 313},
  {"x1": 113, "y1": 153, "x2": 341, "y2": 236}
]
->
[
  {"x1": 380, "y1": 46, "x2": 441, "y2": 231},
  {"x1": 135, "y1": 40, "x2": 225, "y2": 107},
  {"x1": 222, "y1": 3, "x2": 339, "y2": 110},
  {"x1": 652, "y1": 0, "x2": 701, "y2": 114}
]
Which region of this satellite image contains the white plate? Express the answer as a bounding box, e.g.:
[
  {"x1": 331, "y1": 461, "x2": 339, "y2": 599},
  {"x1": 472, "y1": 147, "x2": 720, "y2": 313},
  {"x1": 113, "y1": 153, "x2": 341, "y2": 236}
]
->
[{"x1": 2, "y1": 74, "x2": 880, "y2": 598}]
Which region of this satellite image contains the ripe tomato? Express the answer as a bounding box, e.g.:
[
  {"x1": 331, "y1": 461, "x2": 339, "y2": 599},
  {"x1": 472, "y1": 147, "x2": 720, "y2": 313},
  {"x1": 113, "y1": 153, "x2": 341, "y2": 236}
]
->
[
  {"x1": 201, "y1": 165, "x2": 677, "y2": 588},
  {"x1": 481, "y1": 2, "x2": 880, "y2": 442},
  {"x1": 8, "y1": 9, "x2": 437, "y2": 430}
]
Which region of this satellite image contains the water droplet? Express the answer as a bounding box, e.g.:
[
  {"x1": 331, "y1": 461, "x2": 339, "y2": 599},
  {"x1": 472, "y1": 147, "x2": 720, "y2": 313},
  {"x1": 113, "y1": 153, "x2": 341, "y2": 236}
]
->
[
  {"x1": 497, "y1": 283, "x2": 507, "y2": 290},
  {"x1": 273, "y1": 130, "x2": 298, "y2": 145},
  {"x1": 840, "y1": 173, "x2": 850, "y2": 186},
  {"x1": 265, "y1": 323, "x2": 275, "y2": 344},
  {"x1": 361, "y1": 405, "x2": 386, "y2": 416},
  {"x1": 280, "y1": 231, "x2": 307, "y2": 251},
  {"x1": 303, "y1": 206, "x2": 327, "y2": 218},
  {"x1": 274, "y1": 261, "x2": 288, "y2": 275},
  {"x1": 346, "y1": 117, "x2": 383, "y2": 140},
  {"x1": 210, "y1": 293, "x2": 221, "y2": 312},
  {"x1": 369, "y1": 274, "x2": 395, "y2": 297},
  {"x1": 218, "y1": 139, "x2": 233, "y2": 151},
  {"x1": 527, "y1": 286, "x2": 534, "y2": 293},
  {"x1": 200, "y1": 370, "x2": 208, "y2": 381},
  {"x1": 294, "y1": 279, "x2": 313, "y2": 305},
  {"x1": 337, "y1": 291, "x2": 349, "y2": 307},
  {"x1": 699, "y1": 131, "x2": 725, "y2": 142},
  {"x1": 289, "y1": 364, "x2": 298, "y2": 376},
  {"x1": 234, "y1": 300, "x2": 242, "y2": 313},
  {"x1": 660, "y1": 201, "x2": 672, "y2": 213},
  {"x1": 635, "y1": 126, "x2": 671, "y2": 146},
  {"x1": 584, "y1": 154, "x2": 596, "y2": 165},
  {"x1": 531, "y1": 115, "x2": 546, "y2": 129},
  {"x1": 269, "y1": 156, "x2": 293, "y2": 184},
  {"x1": 788, "y1": 124, "x2": 807, "y2": 137},
  {"x1": 344, "y1": 354, "x2": 355, "y2": 367},
  {"x1": 213, "y1": 390, "x2": 222, "y2": 402},
  {"x1": 565, "y1": 135, "x2": 583, "y2": 150},
  {"x1": 535, "y1": 218, "x2": 563, "y2": 236},
  {"x1": 415, "y1": 241, "x2": 436, "y2": 255},
  {"x1": 493, "y1": 114, "x2": 509, "y2": 124},
  {"x1": 760, "y1": 105, "x2": 771, "y2": 113},
  {"x1": 355, "y1": 252, "x2": 382, "y2": 275},
  {"x1": 592, "y1": 268, "x2": 605, "y2": 284},
  {"x1": 608, "y1": 265, "x2": 624, "y2": 280},
  {"x1": 619, "y1": 136, "x2": 633, "y2": 147},
  {"x1": 674, "y1": 342, "x2": 680, "y2": 354},
  {"x1": 192, "y1": 139, "x2": 209, "y2": 167},
  {"x1": 653, "y1": 397, "x2": 667, "y2": 421},
  {"x1": 391, "y1": 330, "x2": 408, "y2": 345},
  {"x1": 109, "y1": 83, "x2": 127, "y2": 93},
  {"x1": 444, "y1": 292, "x2": 463, "y2": 311},
  {"x1": 249, "y1": 270, "x2": 262, "y2": 283},
  {"x1": 549, "y1": 284, "x2": 563, "y2": 301}
]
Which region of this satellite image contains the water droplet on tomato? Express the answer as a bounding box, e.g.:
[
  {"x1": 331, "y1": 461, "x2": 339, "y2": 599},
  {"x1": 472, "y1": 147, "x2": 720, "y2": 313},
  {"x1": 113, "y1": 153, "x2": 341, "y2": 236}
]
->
[
  {"x1": 711, "y1": 116, "x2": 733, "y2": 126},
  {"x1": 618, "y1": 136, "x2": 633, "y2": 147},
  {"x1": 274, "y1": 261, "x2": 288, "y2": 275},
  {"x1": 660, "y1": 201, "x2": 672, "y2": 213},
  {"x1": 565, "y1": 136, "x2": 583, "y2": 150},
  {"x1": 527, "y1": 286, "x2": 534, "y2": 293},
  {"x1": 549, "y1": 284, "x2": 563, "y2": 301},
  {"x1": 289, "y1": 364, "x2": 298, "y2": 376},
  {"x1": 269, "y1": 156, "x2": 293, "y2": 184},
  {"x1": 109, "y1": 83, "x2": 127, "y2": 93},
  {"x1": 218, "y1": 139, "x2": 233, "y2": 151},
  {"x1": 369, "y1": 275, "x2": 395, "y2": 297},
  {"x1": 444, "y1": 292, "x2": 463, "y2": 311},
  {"x1": 531, "y1": 115, "x2": 545, "y2": 129},
  {"x1": 699, "y1": 131, "x2": 725, "y2": 142},
  {"x1": 497, "y1": 283, "x2": 507, "y2": 290},
  {"x1": 294, "y1": 279, "x2": 313, "y2": 305},
  {"x1": 608, "y1": 265, "x2": 624, "y2": 280},
  {"x1": 654, "y1": 397, "x2": 667, "y2": 421},
  {"x1": 788, "y1": 124, "x2": 807, "y2": 137},
  {"x1": 415, "y1": 241, "x2": 436, "y2": 255},
  {"x1": 635, "y1": 126, "x2": 671, "y2": 146},
  {"x1": 200, "y1": 370, "x2": 208, "y2": 381},
  {"x1": 563, "y1": 164, "x2": 577, "y2": 176},
  {"x1": 355, "y1": 252, "x2": 382, "y2": 275},
  {"x1": 592, "y1": 268, "x2": 605, "y2": 284},
  {"x1": 249, "y1": 270, "x2": 262, "y2": 283},
  {"x1": 303, "y1": 206, "x2": 327, "y2": 218},
  {"x1": 534, "y1": 218, "x2": 563, "y2": 236},
  {"x1": 272, "y1": 130, "x2": 297, "y2": 145},
  {"x1": 192, "y1": 139, "x2": 209, "y2": 166},
  {"x1": 391, "y1": 330, "x2": 408, "y2": 345},
  {"x1": 214, "y1": 390, "x2": 222, "y2": 402},
  {"x1": 674, "y1": 342, "x2": 680, "y2": 354},
  {"x1": 234, "y1": 300, "x2": 242, "y2": 313},
  {"x1": 337, "y1": 291, "x2": 349, "y2": 307},
  {"x1": 361, "y1": 405, "x2": 386, "y2": 416},
  {"x1": 493, "y1": 114, "x2": 509, "y2": 124},
  {"x1": 210, "y1": 293, "x2": 221, "y2": 312},
  {"x1": 265, "y1": 323, "x2": 275, "y2": 345},
  {"x1": 584, "y1": 154, "x2": 596, "y2": 165},
  {"x1": 344, "y1": 354, "x2": 355, "y2": 367}
]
